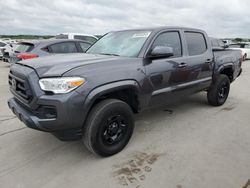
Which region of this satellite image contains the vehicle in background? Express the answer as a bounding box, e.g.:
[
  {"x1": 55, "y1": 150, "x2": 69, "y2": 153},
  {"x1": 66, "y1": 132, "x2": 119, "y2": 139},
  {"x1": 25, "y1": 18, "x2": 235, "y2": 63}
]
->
[
  {"x1": 0, "y1": 38, "x2": 16, "y2": 43},
  {"x1": 8, "y1": 39, "x2": 92, "y2": 64},
  {"x1": 0, "y1": 41, "x2": 8, "y2": 60},
  {"x1": 8, "y1": 27, "x2": 242, "y2": 157},
  {"x1": 1, "y1": 42, "x2": 19, "y2": 62},
  {"x1": 229, "y1": 43, "x2": 250, "y2": 61},
  {"x1": 222, "y1": 39, "x2": 233, "y2": 47},
  {"x1": 55, "y1": 33, "x2": 98, "y2": 44}
]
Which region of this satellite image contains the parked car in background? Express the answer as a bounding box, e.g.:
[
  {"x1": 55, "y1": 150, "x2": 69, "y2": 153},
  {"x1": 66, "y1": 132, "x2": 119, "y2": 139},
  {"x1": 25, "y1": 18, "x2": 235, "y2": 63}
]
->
[
  {"x1": 0, "y1": 41, "x2": 7, "y2": 60},
  {"x1": 8, "y1": 27, "x2": 242, "y2": 156},
  {"x1": 0, "y1": 38, "x2": 16, "y2": 43},
  {"x1": 222, "y1": 39, "x2": 233, "y2": 47},
  {"x1": 1, "y1": 42, "x2": 18, "y2": 62},
  {"x1": 229, "y1": 43, "x2": 250, "y2": 60},
  {"x1": 55, "y1": 33, "x2": 98, "y2": 44},
  {"x1": 8, "y1": 39, "x2": 92, "y2": 64}
]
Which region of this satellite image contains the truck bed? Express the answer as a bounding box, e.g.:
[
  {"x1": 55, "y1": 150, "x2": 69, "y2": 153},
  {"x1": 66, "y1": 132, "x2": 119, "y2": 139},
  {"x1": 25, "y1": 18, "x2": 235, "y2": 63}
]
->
[{"x1": 213, "y1": 48, "x2": 242, "y2": 80}]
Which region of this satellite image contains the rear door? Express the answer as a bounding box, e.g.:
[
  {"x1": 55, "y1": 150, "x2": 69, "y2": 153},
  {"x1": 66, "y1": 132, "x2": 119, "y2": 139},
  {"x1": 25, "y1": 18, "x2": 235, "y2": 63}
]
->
[{"x1": 183, "y1": 31, "x2": 213, "y2": 91}]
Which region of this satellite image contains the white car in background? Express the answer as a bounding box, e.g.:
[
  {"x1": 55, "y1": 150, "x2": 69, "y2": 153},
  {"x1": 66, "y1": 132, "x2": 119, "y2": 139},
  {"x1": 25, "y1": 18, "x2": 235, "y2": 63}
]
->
[
  {"x1": 55, "y1": 33, "x2": 99, "y2": 44},
  {"x1": 0, "y1": 42, "x2": 18, "y2": 62},
  {"x1": 229, "y1": 43, "x2": 250, "y2": 61},
  {"x1": 1, "y1": 38, "x2": 16, "y2": 43},
  {"x1": 222, "y1": 39, "x2": 233, "y2": 46}
]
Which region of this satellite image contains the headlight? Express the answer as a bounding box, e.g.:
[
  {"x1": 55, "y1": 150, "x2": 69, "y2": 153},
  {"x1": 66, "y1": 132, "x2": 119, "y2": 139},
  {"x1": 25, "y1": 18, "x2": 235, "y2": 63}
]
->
[{"x1": 39, "y1": 77, "x2": 85, "y2": 94}]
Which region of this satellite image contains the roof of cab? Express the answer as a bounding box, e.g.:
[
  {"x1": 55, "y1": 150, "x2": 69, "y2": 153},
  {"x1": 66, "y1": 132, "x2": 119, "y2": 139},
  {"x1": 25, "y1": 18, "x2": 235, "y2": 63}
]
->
[{"x1": 114, "y1": 26, "x2": 206, "y2": 33}]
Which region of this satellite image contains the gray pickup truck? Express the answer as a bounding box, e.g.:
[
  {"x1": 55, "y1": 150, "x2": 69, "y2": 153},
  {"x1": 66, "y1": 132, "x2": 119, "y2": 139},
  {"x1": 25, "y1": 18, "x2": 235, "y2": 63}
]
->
[{"x1": 8, "y1": 27, "x2": 242, "y2": 156}]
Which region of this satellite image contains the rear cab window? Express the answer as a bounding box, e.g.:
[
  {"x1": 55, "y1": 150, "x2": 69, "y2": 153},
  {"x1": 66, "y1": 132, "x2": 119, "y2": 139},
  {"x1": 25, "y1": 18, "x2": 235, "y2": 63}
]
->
[
  {"x1": 49, "y1": 42, "x2": 78, "y2": 53},
  {"x1": 185, "y1": 32, "x2": 207, "y2": 56},
  {"x1": 211, "y1": 39, "x2": 219, "y2": 48}
]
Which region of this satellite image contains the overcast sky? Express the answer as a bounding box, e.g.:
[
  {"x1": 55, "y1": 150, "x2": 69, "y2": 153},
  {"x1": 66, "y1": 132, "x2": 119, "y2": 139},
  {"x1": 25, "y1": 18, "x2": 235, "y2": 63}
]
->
[{"x1": 0, "y1": 0, "x2": 250, "y2": 38}]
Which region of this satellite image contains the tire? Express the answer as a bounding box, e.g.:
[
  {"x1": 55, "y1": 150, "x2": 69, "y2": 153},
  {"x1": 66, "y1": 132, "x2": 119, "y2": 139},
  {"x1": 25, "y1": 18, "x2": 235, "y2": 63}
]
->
[
  {"x1": 83, "y1": 99, "x2": 134, "y2": 157},
  {"x1": 207, "y1": 74, "x2": 230, "y2": 106}
]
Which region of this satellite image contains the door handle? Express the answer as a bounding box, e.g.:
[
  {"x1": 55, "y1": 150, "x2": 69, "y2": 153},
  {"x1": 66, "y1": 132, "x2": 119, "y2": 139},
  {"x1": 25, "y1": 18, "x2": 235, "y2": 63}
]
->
[
  {"x1": 178, "y1": 62, "x2": 187, "y2": 68},
  {"x1": 205, "y1": 59, "x2": 212, "y2": 63}
]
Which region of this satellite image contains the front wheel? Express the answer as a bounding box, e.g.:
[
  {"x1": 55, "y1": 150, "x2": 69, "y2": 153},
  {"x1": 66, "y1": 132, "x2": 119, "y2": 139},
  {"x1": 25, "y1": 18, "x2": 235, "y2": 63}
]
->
[
  {"x1": 207, "y1": 75, "x2": 230, "y2": 106},
  {"x1": 83, "y1": 99, "x2": 134, "y2": 157}
]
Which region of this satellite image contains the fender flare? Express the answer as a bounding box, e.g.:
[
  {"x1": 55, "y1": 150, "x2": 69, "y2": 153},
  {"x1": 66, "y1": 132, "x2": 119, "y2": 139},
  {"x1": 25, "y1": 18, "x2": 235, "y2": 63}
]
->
[
  {"x1": 214, "y1": 63, "x2": 234, "y2": 82},
  {"x1": 80, "y1": 80, "x2": 142, "y2": 123},
  {"x1": 217, "y1": 63, "x2": 234, "y2": 73}
]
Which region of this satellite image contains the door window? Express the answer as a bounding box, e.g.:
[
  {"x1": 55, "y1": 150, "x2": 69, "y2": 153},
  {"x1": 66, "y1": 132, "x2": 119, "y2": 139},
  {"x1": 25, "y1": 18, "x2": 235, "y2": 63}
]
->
[
  {"x1": 151, "y1": 31, "x2": 182, "y2": 57},
  {"x1": 185, "y1": 32, "x2": 207, "y2": 56}
]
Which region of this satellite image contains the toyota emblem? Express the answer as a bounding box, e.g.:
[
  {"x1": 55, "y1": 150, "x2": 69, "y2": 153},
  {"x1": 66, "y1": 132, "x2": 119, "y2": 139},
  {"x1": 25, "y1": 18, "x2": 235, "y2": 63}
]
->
[{"x1": 12, "y1": 79, "x2": 16, "y2": 90}]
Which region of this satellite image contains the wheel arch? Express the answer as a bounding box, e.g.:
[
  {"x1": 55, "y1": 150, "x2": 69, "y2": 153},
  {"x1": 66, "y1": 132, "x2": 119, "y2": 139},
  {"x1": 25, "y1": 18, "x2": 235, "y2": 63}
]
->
[
  {"x1": 82, "y1": 80, "x2": 142, "y2": 127},
  {"x1": 217, "y1": 64, "x2": 234, "y2": 82}
]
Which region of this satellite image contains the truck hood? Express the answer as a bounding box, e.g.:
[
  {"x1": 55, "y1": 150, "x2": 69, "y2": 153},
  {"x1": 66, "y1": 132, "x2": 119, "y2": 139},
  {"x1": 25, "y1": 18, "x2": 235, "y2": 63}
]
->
[{"x1": 17, "y1": 53, "x2": 124, "y2": 77}]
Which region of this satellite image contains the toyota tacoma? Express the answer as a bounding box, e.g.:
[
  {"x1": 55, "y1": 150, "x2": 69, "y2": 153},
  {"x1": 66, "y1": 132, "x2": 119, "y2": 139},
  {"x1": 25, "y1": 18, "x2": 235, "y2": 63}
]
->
[{"x1": 8, "y1": 27, "x2": 242, "y2": 157}]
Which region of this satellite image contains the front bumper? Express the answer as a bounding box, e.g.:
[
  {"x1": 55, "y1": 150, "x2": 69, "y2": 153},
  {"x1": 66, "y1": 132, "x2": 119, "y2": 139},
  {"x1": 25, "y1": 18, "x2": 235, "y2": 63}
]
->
[
  {"x1": 8, "y1": 98, "x2": 55, "y2": 131},
  {"x1": 8, "y1": 94, "x2": 85, "y2": 140}
]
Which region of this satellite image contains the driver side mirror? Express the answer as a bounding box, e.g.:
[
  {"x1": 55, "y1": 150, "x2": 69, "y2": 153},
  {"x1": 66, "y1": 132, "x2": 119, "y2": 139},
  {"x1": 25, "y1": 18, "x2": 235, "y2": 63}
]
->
[{"x1": 148, "y1": 46, "x2": 174, "y2": 58}]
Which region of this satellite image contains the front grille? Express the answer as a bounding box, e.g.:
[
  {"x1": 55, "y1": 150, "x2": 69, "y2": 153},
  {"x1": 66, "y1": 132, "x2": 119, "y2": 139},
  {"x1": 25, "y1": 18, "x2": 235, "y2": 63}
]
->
[{"x1": 9, "y1": 71, "x2": 33, "y2": 103}]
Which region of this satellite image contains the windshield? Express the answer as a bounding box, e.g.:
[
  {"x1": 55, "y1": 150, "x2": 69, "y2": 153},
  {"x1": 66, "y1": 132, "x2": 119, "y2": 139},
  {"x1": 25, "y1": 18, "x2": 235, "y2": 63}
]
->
[{"x1": 86, "y1": 30, "x2": 151, "y2": 57}]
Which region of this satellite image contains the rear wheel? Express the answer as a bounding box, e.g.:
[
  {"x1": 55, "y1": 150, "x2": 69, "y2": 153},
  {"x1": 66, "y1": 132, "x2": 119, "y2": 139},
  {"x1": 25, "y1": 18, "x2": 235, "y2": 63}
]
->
[
  {"x1": 83, "y1": 99, "x2": 134, "y2": 157},
  {"x1": 207, "y1": 75, "x2": 230, "y2": 106}
]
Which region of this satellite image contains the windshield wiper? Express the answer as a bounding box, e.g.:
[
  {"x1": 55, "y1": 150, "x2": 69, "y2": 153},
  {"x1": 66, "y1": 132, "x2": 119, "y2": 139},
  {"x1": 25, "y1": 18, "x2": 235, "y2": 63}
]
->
[{"x1": 99, "y1": 53, "x2": 120, "y2": 56}]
